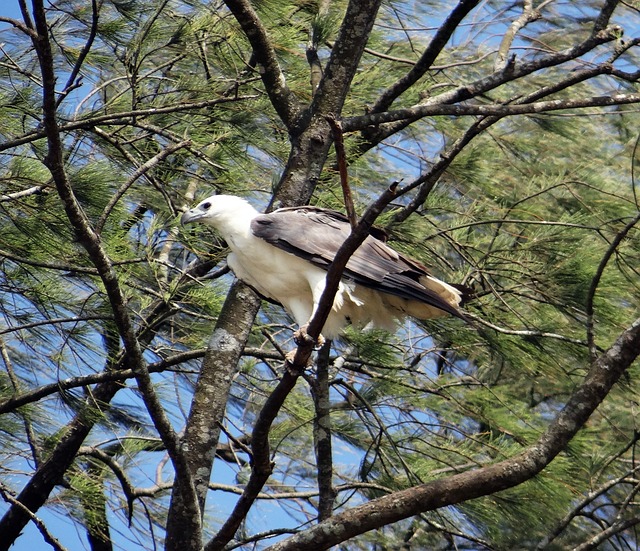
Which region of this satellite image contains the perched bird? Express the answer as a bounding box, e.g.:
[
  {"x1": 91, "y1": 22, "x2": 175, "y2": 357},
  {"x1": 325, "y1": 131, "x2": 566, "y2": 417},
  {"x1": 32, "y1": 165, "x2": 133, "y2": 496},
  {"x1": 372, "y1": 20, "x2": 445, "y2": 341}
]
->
[{"x1": 181, "y1": 195, "x2": 466, "y2": 340}]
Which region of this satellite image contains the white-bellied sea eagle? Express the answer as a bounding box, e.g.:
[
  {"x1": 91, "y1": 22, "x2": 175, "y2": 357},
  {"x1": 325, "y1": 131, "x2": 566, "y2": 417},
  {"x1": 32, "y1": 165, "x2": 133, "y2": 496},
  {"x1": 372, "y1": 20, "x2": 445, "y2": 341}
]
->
[{"x1": 181, "y1": 195, "x2": 466, "y2": 339}]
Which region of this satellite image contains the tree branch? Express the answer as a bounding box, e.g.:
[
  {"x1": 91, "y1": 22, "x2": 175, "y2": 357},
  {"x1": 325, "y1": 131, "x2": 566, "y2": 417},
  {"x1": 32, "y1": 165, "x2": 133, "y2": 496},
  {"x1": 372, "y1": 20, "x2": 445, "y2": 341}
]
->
[
  {"x1": 0, "y1": 484, "x2": 68, "y2": 551},
  {"x1": 265, "y1": 317, "x2": 640, "y2": 551},
  {"x1": 370, "y1": 0, "x2": 480, "y2": 113},
  {"x1": 358, "y1": 24, "x2": 626, "y2": 146},
  {"x1": 55, "y1": 0, "x2": 98, "y2": 107},
  {"x1": 493, "y1": 0, "x2": 546, "y2": 72},
  {"x1": 306, "y1": 342, "x2": 336, "y2": 521},
  {"x1": 165, "y1": 281, "x2": 262, "y2": 551},
  {"x1": 343, "y1": 92, "x2": 640, "y2": 133},
  {"x1": 204, "y1": 365, "x2": 301, "y2": 551},
  {"x1": 222, "y1": 0, "x2": 302, "y2": 129}
]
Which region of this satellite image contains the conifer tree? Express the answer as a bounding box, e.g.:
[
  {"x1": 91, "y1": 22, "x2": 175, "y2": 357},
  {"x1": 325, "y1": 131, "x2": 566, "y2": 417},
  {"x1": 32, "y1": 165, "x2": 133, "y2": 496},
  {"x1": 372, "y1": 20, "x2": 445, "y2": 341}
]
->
[{"x1": 0, "y1": 1, "x2": 639, "y2": 550}]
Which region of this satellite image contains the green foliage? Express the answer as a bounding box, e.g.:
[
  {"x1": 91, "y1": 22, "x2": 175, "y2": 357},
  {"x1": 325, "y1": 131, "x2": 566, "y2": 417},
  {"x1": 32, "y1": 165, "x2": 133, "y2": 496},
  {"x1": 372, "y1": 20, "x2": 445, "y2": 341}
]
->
[{"x1": 0, "y1": 0, "x2": 639, "y2": 550}]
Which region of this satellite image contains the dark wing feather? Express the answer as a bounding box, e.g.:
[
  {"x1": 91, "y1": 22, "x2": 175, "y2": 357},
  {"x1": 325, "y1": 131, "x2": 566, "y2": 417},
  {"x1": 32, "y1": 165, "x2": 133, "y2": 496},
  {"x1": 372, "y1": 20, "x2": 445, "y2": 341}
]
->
[{"x1": 251, "y1": 206, "x2": 462, "y2": 318}]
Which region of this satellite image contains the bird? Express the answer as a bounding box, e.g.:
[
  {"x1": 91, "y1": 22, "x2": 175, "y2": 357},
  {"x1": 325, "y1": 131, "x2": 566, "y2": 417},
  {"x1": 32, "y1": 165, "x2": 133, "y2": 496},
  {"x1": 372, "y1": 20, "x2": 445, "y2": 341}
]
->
[{"x1": 181, "y1": 194, "x2": 466, "y2": 341}]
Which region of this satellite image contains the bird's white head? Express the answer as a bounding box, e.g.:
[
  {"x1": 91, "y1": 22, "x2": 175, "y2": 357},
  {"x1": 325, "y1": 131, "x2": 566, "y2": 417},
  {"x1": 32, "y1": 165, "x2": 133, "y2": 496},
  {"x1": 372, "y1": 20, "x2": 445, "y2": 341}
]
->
[{"x1": 180, "y1": 194, "x2": 258, "y2": 230}]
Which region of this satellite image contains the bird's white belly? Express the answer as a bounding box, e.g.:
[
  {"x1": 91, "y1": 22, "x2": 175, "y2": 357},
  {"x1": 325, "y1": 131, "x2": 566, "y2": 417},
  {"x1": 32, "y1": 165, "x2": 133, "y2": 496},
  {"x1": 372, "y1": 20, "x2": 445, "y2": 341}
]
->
[
  {"x1": 227, "y1": 245, "x2": 373, "y2": 338},
  {"x1": 228, "y1": 247, "x2": 318, "y2": 318},
  {"x1": 229, "y1": 247, "x2": 311, "y2": 296}
]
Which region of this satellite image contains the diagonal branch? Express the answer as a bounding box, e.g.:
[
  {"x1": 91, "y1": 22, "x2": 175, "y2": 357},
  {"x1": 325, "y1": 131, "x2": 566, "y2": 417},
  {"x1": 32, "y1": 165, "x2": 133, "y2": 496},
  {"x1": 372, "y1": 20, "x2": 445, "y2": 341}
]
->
[
  {"x1": 303, "y1": 183, "x2": 400, "y2": 347},
  {"x1": 204, "y1": 184, "x2": 400, "y2": 550},
  {"x1": 204, "y1": 365, "x2": 301, "y2": 551},
  {"x1": 0, "y1": 484, "x2": 68, "y2": 551},
  {"x1": 0, "y1": 3, "x2": 200, "y2": 544},
  {"x1": 266, "y1": 317, "x2": 640, "y2": 551},
  {"x1": 370, "y1": 0, "x2": 480, "y2": 113},
  {"x1": 386, "y1": 61, "x2": 637, "y2": 225},
  {"x1": 493, "y1": 0, "x2": 547, "y2": 72},
  {"x1": 55, "y1": 0, "x2": 99, "y2": 107},
  {"x1": 223, "y1": 0, "x2": 302, "y2": 129},
  {"x1": 359, "y1": 24, "x2": 626, "y2": 147}
]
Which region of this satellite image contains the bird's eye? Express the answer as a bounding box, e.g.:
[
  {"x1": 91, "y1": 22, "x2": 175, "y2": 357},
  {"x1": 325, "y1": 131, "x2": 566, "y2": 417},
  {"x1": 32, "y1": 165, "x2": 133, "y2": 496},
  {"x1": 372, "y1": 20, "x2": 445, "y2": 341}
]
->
[{"x1": 201, "y1": 202, "x2": 211, "y2": 210}]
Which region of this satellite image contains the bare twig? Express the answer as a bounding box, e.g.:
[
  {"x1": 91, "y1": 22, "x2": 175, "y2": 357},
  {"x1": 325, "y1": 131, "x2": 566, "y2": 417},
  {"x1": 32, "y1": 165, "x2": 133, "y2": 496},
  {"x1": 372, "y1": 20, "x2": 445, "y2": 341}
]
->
[
  {"x1": 0, "y1": 348, "x2": 205, "y2": 415},
  {"x1": 326, "y1": 114, "x2": 356, "y2": 228},
  {"x1": 464, "y1": 312, "x2": 590, "y2": 347},
  {"x1": 0, "y1": 484, "x2": 68, "y2": 551},
  {"x1": 585, "y1": 212, "x2": 640, "y2": 360},
  {"x1": 0, "y1": 314, "x2": 113, "y2": 336},
  {"x1": 95, "y1": 139, "x2": 191, "y2": 234},
  {"x1": 0, "y1": 95, "x2": 258, "y2": 153}
]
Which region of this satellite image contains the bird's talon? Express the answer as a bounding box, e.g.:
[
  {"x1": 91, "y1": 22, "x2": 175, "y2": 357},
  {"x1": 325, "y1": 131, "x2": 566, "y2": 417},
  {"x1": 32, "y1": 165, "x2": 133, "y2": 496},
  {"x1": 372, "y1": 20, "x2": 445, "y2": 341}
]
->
[
  {"x1": 285, "y1": 349, "x2": 313, "y2": 372},
  {"x1": 294, "y1": 324, "x2": 325, "y2": 349}
]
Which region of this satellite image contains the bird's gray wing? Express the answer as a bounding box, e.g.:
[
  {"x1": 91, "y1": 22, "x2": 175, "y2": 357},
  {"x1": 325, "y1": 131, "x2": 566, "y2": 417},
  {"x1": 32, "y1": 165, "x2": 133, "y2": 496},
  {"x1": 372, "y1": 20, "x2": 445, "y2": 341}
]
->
[{"x1": 251, "y1": 206, "x2": 463, "y2": 318}]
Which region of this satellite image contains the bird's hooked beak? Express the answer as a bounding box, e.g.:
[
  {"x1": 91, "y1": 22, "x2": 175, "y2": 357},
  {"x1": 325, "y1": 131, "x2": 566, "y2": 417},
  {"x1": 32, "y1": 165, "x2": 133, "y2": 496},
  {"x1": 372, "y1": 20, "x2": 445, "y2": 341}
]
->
[{"x1": 180, "y1": 207, "x2": 206, "y2": 226}]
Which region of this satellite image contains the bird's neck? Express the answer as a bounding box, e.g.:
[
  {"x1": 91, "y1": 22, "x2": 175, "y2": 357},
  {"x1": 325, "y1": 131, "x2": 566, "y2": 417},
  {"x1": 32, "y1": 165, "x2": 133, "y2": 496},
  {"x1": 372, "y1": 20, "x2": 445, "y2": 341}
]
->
[{"x1": 211, "y1": 203, "x2": 258, "y2": 246}]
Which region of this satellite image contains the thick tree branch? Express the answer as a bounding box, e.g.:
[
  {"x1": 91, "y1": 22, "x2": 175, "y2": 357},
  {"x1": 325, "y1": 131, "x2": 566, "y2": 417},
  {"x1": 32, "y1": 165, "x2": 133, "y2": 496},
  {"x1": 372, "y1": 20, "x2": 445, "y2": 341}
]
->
[
  {"x1": 273, "y1": 0, "x2": 384, "y2": 205},
  {"x1": 165, "y1": 282, "x2": 262, "y2": 551},
  {"x1": 222, "y1": 0, "x2": 302, "y2": 129},
  {"x1": 266, "y1": 317, "x2": 640, "y2": 551},
  {"x1": 343, "y1": 92, "x2": 640, "y2": 133},
  {"x1": 204, "y1": 365, "x2": 301, "y2": 551},
  {"x1": 310, "y1": 0, "x2": 384, "y2": 119},
  {"x1": 307, "y1": 342, "x2": 336, "y2": 521},
  {"x1": 359, "y1": 24, "x2": 626, "y2": 146}
]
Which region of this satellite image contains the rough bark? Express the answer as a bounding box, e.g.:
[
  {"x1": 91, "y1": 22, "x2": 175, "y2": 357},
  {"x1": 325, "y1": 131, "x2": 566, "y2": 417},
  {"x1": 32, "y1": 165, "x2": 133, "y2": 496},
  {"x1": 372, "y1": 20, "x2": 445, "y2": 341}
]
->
[{"x1": 165, "y1": 282, "x2": 261, "y2": 551}]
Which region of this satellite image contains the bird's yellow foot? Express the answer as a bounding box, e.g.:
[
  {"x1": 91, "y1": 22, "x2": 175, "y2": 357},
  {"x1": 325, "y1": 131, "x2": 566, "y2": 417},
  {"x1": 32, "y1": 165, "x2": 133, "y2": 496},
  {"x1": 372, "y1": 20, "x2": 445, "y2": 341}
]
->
[
  {"x1": 293, "y1": 324, "x2": 325, "y2": 349},
  {"x1": 284, "y1": 349, "x2": 312, "y2": 373}
]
